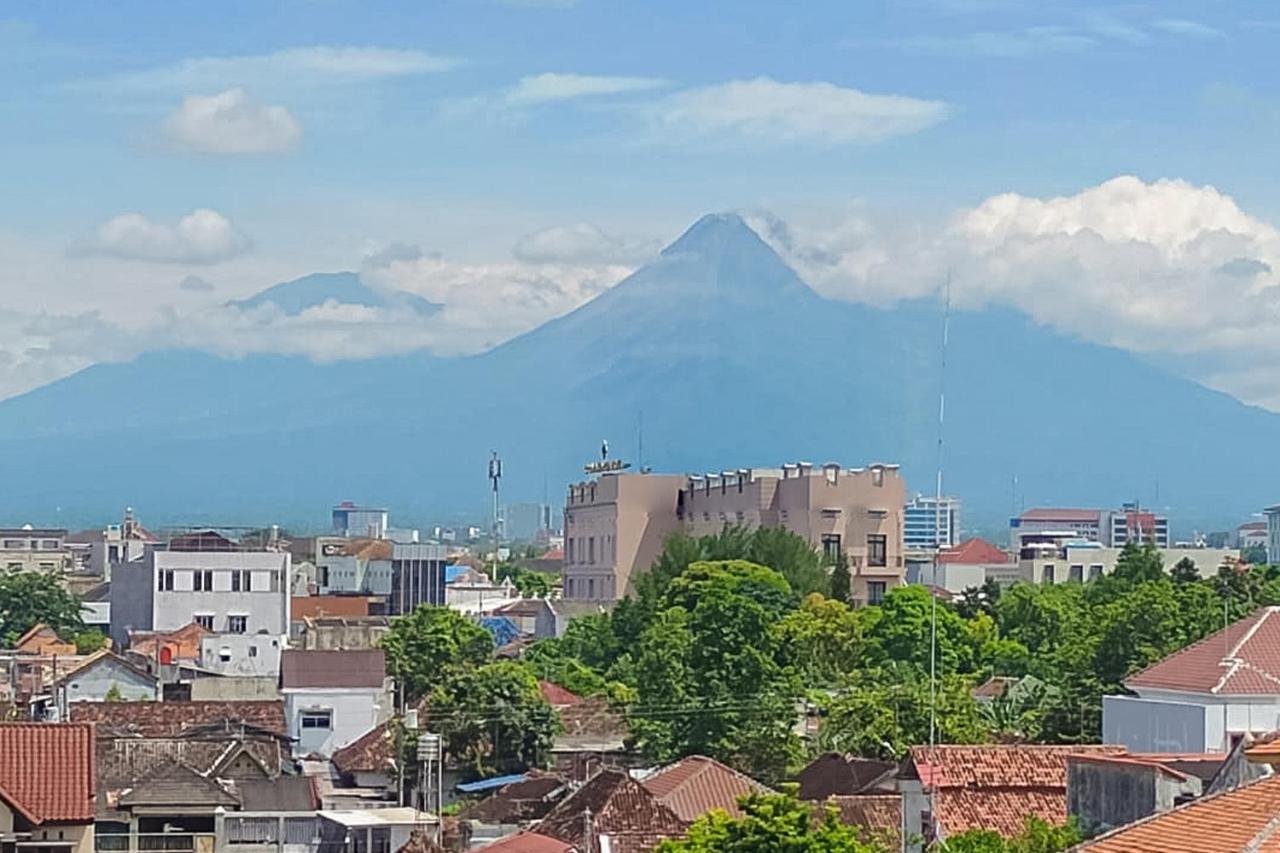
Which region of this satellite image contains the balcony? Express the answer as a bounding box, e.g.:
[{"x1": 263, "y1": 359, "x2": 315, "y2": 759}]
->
[{"x1": 96, "y1": 834, "x2": 216, "y2": 853}]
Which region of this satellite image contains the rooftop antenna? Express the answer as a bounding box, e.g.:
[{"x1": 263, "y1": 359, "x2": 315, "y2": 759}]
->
[
  {"x1": 929, "y1": 270, "x2": 951, "y2": 845},
  {"x1": 488, "y1": 451, "x2": 502, "y2": 578}
]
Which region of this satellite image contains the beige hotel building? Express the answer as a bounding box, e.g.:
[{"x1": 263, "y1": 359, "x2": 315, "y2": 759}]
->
[{"x1": 563, "y1": 461, "x2": 905, "y2": 604}]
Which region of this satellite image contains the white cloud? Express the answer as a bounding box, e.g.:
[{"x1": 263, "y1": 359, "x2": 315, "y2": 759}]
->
[
  {"x1": 1153, "y1": 19, "x2": 1224, "y2": 39},
  {"x1": 756, "y1": 176, "x2": 1280, "y2": 406},
  {"x1": 506, "y1": 72, "x2": 667, "y2": 104},
  {"x1": 80, "y1": 209, "x2": 250, "y2": 265},
  {"x1": 897, "y1": 27, "x2": 1097, "y2": 58},
  {"x1": 512, "y1": 222, "x2": 658, "y2": 265},
  {"x1": 648, "y1": 77, "x2": 949, "y2": 145},
  {"x1": 85, "y1": 46, "x2": 456, "y2": 94},
  {"x1": 163, "y1": 88, "x2": 301, "y2": 154}
]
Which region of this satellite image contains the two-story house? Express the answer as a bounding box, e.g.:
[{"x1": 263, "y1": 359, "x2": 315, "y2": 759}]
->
[{"x1": 279, "y1": 650, "x2": 392, "y2": 758}]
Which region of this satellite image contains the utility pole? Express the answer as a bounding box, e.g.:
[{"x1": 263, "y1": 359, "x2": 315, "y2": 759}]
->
[{"x1": 488, "y1": 451, "x2": 503, "y2": 580}]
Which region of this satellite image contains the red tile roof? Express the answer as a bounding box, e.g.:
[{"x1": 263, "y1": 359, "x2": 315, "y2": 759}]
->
[
  {"x1": 331, "y1": 721, "x2": 395, "y2": 775},
  {"x1": 940, "y1": 538, "x2": 1010, "y2": 566},
  {"x1": 909, "y1": 745, "x2": 1125, "y2": 838},
  {"x1": 1125, "y1": 606, "x2": 1280, "y2": 695},
  {"x1": 538, "y1": 681, "x2": 584, "y2": 708},
  {"x1": 823, "y1": 794, "x2": 903, "y2": 849},
  {"x1": 0, "y1": 723, "x2": 95, "y2": 824},
  {"x1": 70, "y1": 700, "x2": 286, "y2": 736},
  {"x1": 1076, "y1": 773, "x2": 1280, "y2": 851},
  {"x1": 475, "y1": 832, "x2": 573, "y2": 853},
  {"x1": 1019, "y1": 508, "x2": 1101, "y2": 523},
  {"x1": 538, "y1": 769, "x2": 687, "y2": 853},
  {"x1": 641, "y1": 755, "x2": 771, "y2": 821},
  {"x1": 129, "y1": 622, "x2": 211, "y2": 662},
  {"x1": 291, "y1": 596, "x2": 373, "y2": 621},
  {"x1": 281, "y1": 649, "x2": 386, "y2": 689}
]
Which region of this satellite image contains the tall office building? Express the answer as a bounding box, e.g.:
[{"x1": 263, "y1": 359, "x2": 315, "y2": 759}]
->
[{"x1": 904, "y1": 495, "x2": 960, "y2": 549}]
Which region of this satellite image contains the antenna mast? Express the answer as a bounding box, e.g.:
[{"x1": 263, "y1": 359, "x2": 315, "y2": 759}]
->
[
  {"x1": 488, "y1": 451, "x2": 502, "y2": 576},
  {"x1": 927, "y1": 272, "x2": 951, "y2": 848}
]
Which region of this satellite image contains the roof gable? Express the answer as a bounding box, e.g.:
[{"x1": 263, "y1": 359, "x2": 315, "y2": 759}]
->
[
  {"x1": 641, "y1": 755, "x2": 771, "y2": 821},
  {"x1": 55, "y1": 650, "x2": 157, "y2": 688},
  {"x1": 940, "y1": 538, "x2": 1010, "y2": 566},
  {"x1": 538, "y1": 769, "x2": 687, "y2": 848},
  {"x1": 1126, "y1": 607, "x2": 1280, "y2": 695},
  {"x1": 0, "y1": 723, "x2": 95, "y2": 824}
]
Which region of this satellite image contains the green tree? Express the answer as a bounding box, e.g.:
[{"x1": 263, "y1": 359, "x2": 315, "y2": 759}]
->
[
  {"x1": 1169, "y1": 556, "x2": 1200, "y2": 584},
  {"x1": 656, "y1": 793, "x2": 891, "y2": 853},
  {"x1": 941, "y1": 816, "x2": 1082, "y2": 852},
  {"x1": 425, "y1": 661, "x2": 558, "y2": 777},
  {"x1": 73, "y1": 628, "x2": 109, "y2": 654},
  {"x1": 1110, "y1": 542, "x2": 1164, "y2": 586},
  {"x1": 742, "y1": 526, "x2": 830, "y2": 598},
  {"x1": 380, "y1": 605, "x2": 494, "y2": 700},
  {"x1": 1243, "y1": 544, "x2": 1268, "y2": 565},
  {"x1": 829, "y1": 555, "x2": 852, "y2": 604},
  {"x1": 0, "y1": 570, "x2": 85, "y2": 645},
  {"x1": 775, "y1": 594, "x2": 861, "y2": 685},
  {"x1": 861, "y1": 585, "x2": 981, "y2": 675},
  {"x1": 632, "y1": 561, "x2": 800, "y2": 781}
]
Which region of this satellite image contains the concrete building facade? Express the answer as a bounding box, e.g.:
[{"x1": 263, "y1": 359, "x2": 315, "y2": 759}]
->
[
  {"x1": 563, "y1": 473, "x2": 685, "y2": 601},
  {"x1": 109, "y1": 541, "x2": 290, "y2": 648},
  {"x1": 1016, "y1": 542, "x2": 1237, "y2": 586},
  {"x1": 0, "y1": 527, "x2": 71, "y2": 573},
  {"x1": 331, "y1": 503, "x2": 388, "y2": 539},
  {"x1": 904, "y1": 495, "x2": 960, "y2": 550}
]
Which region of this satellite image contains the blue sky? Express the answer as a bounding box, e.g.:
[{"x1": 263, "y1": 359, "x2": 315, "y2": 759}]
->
[{"x1": 5, "y1": 1, "x2": 1280, "y2": 405}]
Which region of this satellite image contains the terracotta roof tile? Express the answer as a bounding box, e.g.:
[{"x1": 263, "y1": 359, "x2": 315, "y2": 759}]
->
[
  {"x1": 940, "y1": 538, "x2": 1011, "y2": 566},
  {"x1": 474, "y1": 832, "x2": 573, "y2": 853},
  {"x1": 331, "y1": 721, "x2": 395, "y2": 776},
  {"x1": 823, "y1": 794, "x2": 903, "y2": 848},
  {"x1": 538, "y1": 769, "x2": 686, "y2": 852},
  {"x1": 456, "y1": 774, "x2": 568, "y2": 824},
  {"x1": 910, "y1": 745, "x2": 1125, "y2": 838},
  {"x1": 795, "y1": 753, "x2": 897, "y2": 800},
  {"x1": 641, "y1": 755, "x2": 771, "y2": 821},
  {"x1": 281, "y1": 649, "x2": 385, "y2": 689},
  {"x1": 71, "y1": 700, "x2": 286, "y2": 736},
  {"x1": 1076, "y1": 773, "x2": 1280, "y2": 851},
  {"x1": 539, "y1": 682, "x2": 584, "y2": 708},
  {"x1": 291, "y1": 596, "x2": 373, "y2": 621},
  {"x1": 129, "y1": 622, "x2": 211, "y2": 662},
  {"x1": 1125, "y1": 607, "x2": 1280, "y2": 695},
  {"x1": 0, "y1": 722, "x2": 95, "y2": 824}
]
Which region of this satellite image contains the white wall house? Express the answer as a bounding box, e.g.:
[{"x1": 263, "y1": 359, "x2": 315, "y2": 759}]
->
[
  {"x1": 54, "y1": 651, "x2": 158, "y2": 713},
  {"x1": 280, "y1": 649, "x2": 392, "y2": 758},
  {"x1": 199, "y1": 632, "x2": 284, "y2": 677},
  {"x1": 1103, "y1": 606, "x2": 1280, "y2": 753},
  {"x1": 109, "y1": 536, "x2": 290, "y2": 649}
]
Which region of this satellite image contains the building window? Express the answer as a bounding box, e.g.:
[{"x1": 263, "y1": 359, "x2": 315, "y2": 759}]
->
[
  {"x1": 2, "y1": 539, "x2": 23, "y2": 549},
  {"x1": 300, "y1": 710, "x2": 332, "y2": 730},
  {"x1": 868, "y1": 581, "x2": 887, "y2": 605},
  {"x1": 227, "y1": 615, "x2": 248, "y2": 634},
  {"x1": 195, "y1": 614, "x2": 214, "y2": 630},
  {"x1": 193, "y1": 570, "x2": 213, "y2": 591},
  {"x1": 41, "y1": 539, "x2": 60, "y2": 550},
  {"x1": 567, "y1": 539, "x2": 574, "y2": 564},
  {"x1": 231, "y1": 570, "x2": 252, "y2": 592},
  {"x1": 249, "y1": 645, "x2": 258, "y2": 658},
  {"x1": 867, "y1": 534, "x2": 887, "y2": 567},
  {"x1": 588, "y1": 537, "x2": 595, "y2": 564},
  {"x1": 158, "y1": 570, "x2": 175, "y2": 591},
  {"x1": 821, "y1": 534, "x2": 842, "y2": 562},
  {"x1": 1089, "y1": 564, "x2": 1104, "y2": 581},
  {"x1": 587, "y1": 578, "x2": 595, "y2": 599},
  {"x1": 1069, "y1": 564, "x2": 1083, "y2": 583},
  {"x1": 1043, "y1": 564, "x2": 1056, "y2": 584}
]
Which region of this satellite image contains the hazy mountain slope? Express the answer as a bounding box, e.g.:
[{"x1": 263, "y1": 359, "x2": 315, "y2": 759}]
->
[{"x1": 0, "y1": 214, "x2": 1274, "y2": 532}]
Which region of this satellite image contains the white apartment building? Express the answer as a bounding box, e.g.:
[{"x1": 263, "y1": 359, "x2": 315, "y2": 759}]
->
[
  {"x1": 109, "y1": 532, "x2": 290, "y2": 649},
  {"x1": 1015, "y1": 538, "x2": 1238, "y2": 586},
  {"x1": 0, "y1": 527, "x2": 71, "y2": 573}
]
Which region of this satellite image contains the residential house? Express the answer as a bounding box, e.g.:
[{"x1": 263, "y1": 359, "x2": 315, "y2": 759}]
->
[
  {"x1": 454, "y1": 773, "x2": 569, "y2": 848},
  {"x1": 1073, "y1": 773, "x2": 1280, "y2": 851},
  {"x1": 316, "y1": 809, "x2": 436, "y2": 853},
  {"x1": 330, "y1": 721, "x2": 395, "y2": 791},
  {"x1": 13, "y1": 625, "x2": 77, "y2": 657},
  {"x1": 71, "y1": 699, "x2": 287, "y2": 737},
  {"x1": 909, "y1": 538, "x2": 1013, "y2": 593},
  {"x1": 445, "y1": 568, "x2": 519, "y2": 615},
  {"x1": 1103, "y1": 606, "x2": 1280, "y2": 753},
  {"x1": 109, "y1": 532, "x2": 290, "y2": 649},
  {"x1": 198, "y1": 633, "x2": 283, "y2": 677},
  {"x1": 297, "y1": 617, "x2": 390, "y2": 651},
  {"x1": 54, "y1": 651, "x2": 158, "y2": 708},
  {"x1": 641, "y1": 755, "x2": 772, "y2": 822},
  {"x1": 794, "y1": 753, "x2": 898, "y2": 801},
  {"x1": 466, "y1": 832, "x2": 571, "y2": 853},
  {"x1": 899, "y1": 745, "x2": 1125, "y2": 850},
  {"x1": 550, "y1": 695, "x2": 635, "y2": 782},
  {"x1": 0, "y1": 722, "x2": 96, "y2": 853},
  {"x1": 535, "y1": 769, "x2": 687, "y2": 853},
  {"x1": 821, "y1": 795, "x2": 904, "y2": 851},
  {"x1": 289, "y1": 596, "x2": 373, "y2": 636},
  {"x1": 280, "y1": 650, "x2": 392, "y2": 758}
]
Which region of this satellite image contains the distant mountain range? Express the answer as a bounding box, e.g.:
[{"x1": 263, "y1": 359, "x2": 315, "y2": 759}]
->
[
  {"x1": 2, "y1": 213, "x2": 1277, "y2": 534},
  {"x1": 228, "y1": 271, "x2": 441, "y2": 316}
]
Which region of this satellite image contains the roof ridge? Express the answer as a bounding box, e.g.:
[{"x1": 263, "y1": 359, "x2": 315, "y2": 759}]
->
[
  {"x1": 1125, "y1": 608, "x2": 1273, "y2": 689},
  {"x1": 1244, "y1": 811, "x2": 1280, "y2": 852}
]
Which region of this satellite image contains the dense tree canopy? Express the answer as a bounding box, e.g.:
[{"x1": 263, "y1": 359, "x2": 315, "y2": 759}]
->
[
  {"x1": 0, "y1": 570, "x2": 85, "y2": 645},
  {"x1": 381, "y1": 605, "x2": 494, "y2": 700},
  {"x1": 655, "y1": 793, "x2": 891, "y2": 853}
]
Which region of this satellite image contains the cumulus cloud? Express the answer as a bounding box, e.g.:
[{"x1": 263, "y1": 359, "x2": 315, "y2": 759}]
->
[
  {"x1": 83, "y1": 46, "x2": 456, "y2": 94},
  {"x1": 648, "y1": 77, "x2": 949, "y2": 145},
  {"x1": 163, "y1": 88, "x2": 301, "y2": 155},
  {"x1": 754, "y1": 176, "x2": 1280, "y2": 405},
  {"x1": 506, "y1": 73, "x2": 667, "y2": 104},
  {"x1": 79, "y1": 209, "x2": 250, "y2": 265},
  {"x1": 512, "y1": 223, "x2": 658, "y2": 265}
]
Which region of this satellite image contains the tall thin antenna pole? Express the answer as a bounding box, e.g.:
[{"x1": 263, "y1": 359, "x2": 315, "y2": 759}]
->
[
  {"x1": 930, "y1": 272, "x2": 950, "y2": 750},
  {"x1": 637, "y1": 411, "x2": 645, "y2": 472},
  {"x1": 926, "y1": 272, "x2": 951, "y2": 850}
]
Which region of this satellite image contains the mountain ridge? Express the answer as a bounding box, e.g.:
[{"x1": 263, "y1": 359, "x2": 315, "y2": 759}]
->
[{"x1": 0, "y1": 213, "x2": 1276, "y2": 533}]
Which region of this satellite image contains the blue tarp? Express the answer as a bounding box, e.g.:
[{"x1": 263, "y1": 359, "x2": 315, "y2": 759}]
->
[
  {"x1": 455, "y1": 773, "x2": 529, "y2": 793},
  {"x1": 445, "y1": 564, "x2": 470, "y2": 584},
  {"x1": 479, "y1": 615, "x2": 521, "y2": 647}
]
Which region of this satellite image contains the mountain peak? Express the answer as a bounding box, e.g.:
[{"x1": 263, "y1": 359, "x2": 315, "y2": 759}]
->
[{"x1": 661, "y1": 212, "x2": 767, "y2": 258}]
